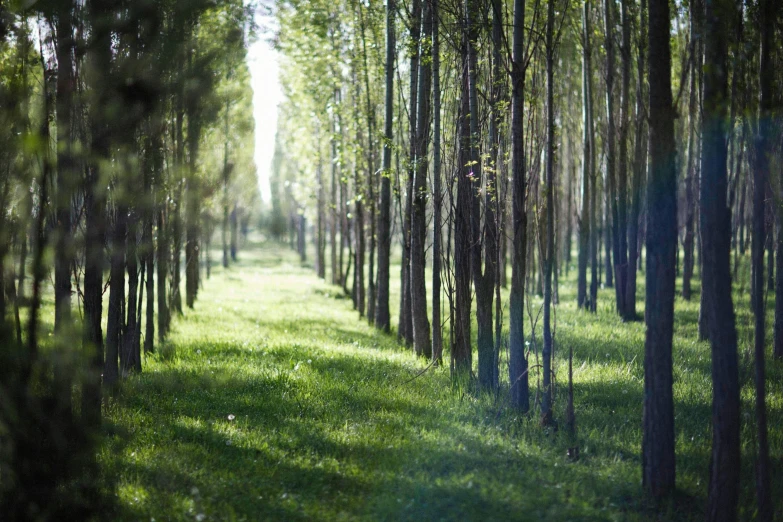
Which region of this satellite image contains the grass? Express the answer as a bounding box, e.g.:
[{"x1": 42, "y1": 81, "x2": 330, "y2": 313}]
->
[{"x1": 98, "y1": 237, "x2": 782, "y2": 521}]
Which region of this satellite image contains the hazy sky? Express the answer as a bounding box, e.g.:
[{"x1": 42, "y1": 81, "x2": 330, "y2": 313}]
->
[{"x1": 247, "y1": 10, "x2": 282, "y2": 204}]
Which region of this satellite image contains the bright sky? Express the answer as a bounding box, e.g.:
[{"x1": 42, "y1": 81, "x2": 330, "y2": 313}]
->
[{"x1": 248, "y1": 9, "x2": 282, "y2": 204}]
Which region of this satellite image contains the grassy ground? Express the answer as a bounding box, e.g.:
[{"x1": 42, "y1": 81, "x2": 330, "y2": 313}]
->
[{"x1": 100, "y1": 238, "x2": 782, "y2": 521}]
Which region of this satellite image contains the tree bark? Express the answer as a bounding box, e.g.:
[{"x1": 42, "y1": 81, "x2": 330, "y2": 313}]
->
[
  {"x1": 701, "y1": 0, "x2": 741, "y2": 517},
  {"x1": 400, "y1": 0, "x2": 421, "y2": 346},
  {"x1": 82, "y1": 0, "x2": 111, "y2": 427},
  {"x1": 410, "y1": 0, "x2": 432, "y2": 358},
  {"x1": 541, "y1": 0, "x2": 556, "y2": 424},
  {"x1": 431, "y1": 0, "x2": 443, "y2": 363},
  {"x1": 626, "y1": 0, "x2": 647, "y2": 318},
  {"x1": 453, "y1": 35, "x2": 473, "y2": 381},
  {"x1": 509, "y1": 0, "x2": 529, "y2": 411},
  {"x1": 577, "y1": 0, "x2": 592, "y2": 310},
  {"x1": 617, "y1": 0, "x2": 631, "y2": 319},
  {"x1": 54, "y1": 1, "x2": 76, "y2": 412},
  {"x1": 375, "y1": 0, "x2": 395, "y2": 332},
  {"x1": 751, "y1": 0, "x2": 774, "y2": 517},
  {"x1": 642, "y1": 0, "x2": 677, "y2": 498},
  {"x1": 466, "y1": 0, "x2": 497, "y2": 391}
]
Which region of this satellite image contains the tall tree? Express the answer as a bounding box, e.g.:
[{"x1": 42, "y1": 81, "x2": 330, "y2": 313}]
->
[
  {"x1": 603, "y1": 0, "x2": 620, "y2": 311},
  {"x1": 701, "y1": 0, "x2": 741, "y2": 517},
  {"x1": 375, "y1": 0, "x2": 395, "y2": 333},
  {"x1": 400, "y1": 0, "x2": 421, "y2": 346},
  {"x1": 626, "y1": 0, "x2": 647, "y2": 317},
  {"x1": 509, "y1": 0, "x2": 529, "y2": 411},
  {"x1": 82, "y1": 0, "x2": 112, "y2": 427},
  {"x1": 617, "y1": 0, "x2": 631, "y2": 319},
  {"x1": 641, "y1": 0, "x2": 676, "y2": 498},
  {"x1": 53, "y1": 0, "x2": 76, "y2": 409},
  {"x1": 751, "y1": 0, "x2": 775, "y2": 517},
  {"x1": 431, "y1": 0, "x2": 443, "y2": 363},
  {"x1": 541, "y1": 0, "x2": 556, "y2": 423},
  {"x1": 466, "y1": 0, "x2": 498, "y2": 391},
  {"x1": 410, "y1": 0, "x2": 432, "y2": 358},
  {"x1": 577, "y1": 0, "x2": 592, "y2": 309}
]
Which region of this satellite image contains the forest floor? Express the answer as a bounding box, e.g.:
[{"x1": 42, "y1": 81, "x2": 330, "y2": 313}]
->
[{"x1": 100, "y1": 237, "x2": 782, "y2": 521}]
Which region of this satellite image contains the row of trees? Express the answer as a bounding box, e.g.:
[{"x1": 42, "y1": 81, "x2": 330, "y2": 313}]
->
[
  {"x1": 0, "y1": 1, "x2": 258, "y2": 517},
  {"x1": 269, "y1": 0, "x2": 780, "y2": 516}
]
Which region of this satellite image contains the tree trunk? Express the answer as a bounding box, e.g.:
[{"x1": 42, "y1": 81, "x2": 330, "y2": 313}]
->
[
  {"x1": 587, "y1": 2, "x2": 599, "y2": 313},
  {"x1": 626, "y1": 0, "x2": 647, "y2": 318},
  {"x1": 431, "y1": 0, "x2": 443, "y2": 363},
  {"x1": 509, "y1": 0, "x2": 528, "y2": 411},
  {"x1": 642, "y1": 0, "x2": 677, "y2": 498},
  {"x1": 577, "y1": 0, "x2": 592, "y2": 310},
  {"x1": 466, "y1": 0, "x2": 497, "y2": 391},
  {"x1": 54, "y1": 1, "x2": 75, "y2": 412},
  {"x1": 701, "y1": 0, "x2": 741, "y2": 516},
  {"x1": 617, "y1": 0, "x2": 631, "y2": 319},
  {"x1": 410, "y1": 0, "x2": 432, "y2": 358},
  {"x1": 123, "y1": 212, "x2": 140, "y2": 375},
  {"x1": 751, "y1": 0, "x2": 774, "y2": 517},
  {"x1": 375, "y1": 0, "x2": 394, "y2": 332},
  {"x1": 453, "y1": 36, "x2": 472, "y2": 381},
  {"x1": 541, "y1": 0, "x2": 556, "y2": 424},
  {"x1": 105, "y1": 207, "x2": 126, "y2": 388},
  {"x1": 400, "y1": 0, "x2": 421, "y2": 347}
]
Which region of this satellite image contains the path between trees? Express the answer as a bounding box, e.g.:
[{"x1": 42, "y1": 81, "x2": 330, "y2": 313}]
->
[{"x1": 102, "y1": 240, "x2": 745, "y2": 521}]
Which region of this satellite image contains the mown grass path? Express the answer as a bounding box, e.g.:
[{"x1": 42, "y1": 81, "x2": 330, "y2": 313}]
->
[{"x1": 102, "y1": 241, "x2": 781, "y2": 521}]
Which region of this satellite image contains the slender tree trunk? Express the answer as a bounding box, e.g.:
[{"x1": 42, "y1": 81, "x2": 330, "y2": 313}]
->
[
  {"x1": 431, "y1": 0, "x2": 443, "y2": 362},
  {"x1": 357, "y1": 3, "x2": 376, "y2": 324},
  {"x1": 509, "y1": 0, "x2": 529, "y2": 411},
  {"x1": 604, "y1": 0, "x2": 618, "y2": 303},
  {"x1": 587, "y1": 3, "x2": 599, "y2": 313},
  {"x1": 82, "y1": 0, "x2": 111, "y2": 427},
  {"x1": 410, "y1": 0, "x2": 432, "y2": 358},
  {"x1": 541, "y1": 0, "x2": 556, "y2": 424},
  {"x1": 222, "y1": 102, "x2": 231, "y2": 269},
  {"x1": 702, "y1": 0, "x2": 741, "y2": 517},
  {"x1": 642, "y1": 0, "x2": 677, "y2": 498},
  {"x1": 185, "y1": 111, "x2": 201, "y2": 309},
  {"x1": 331, "y1": 92, "x2": 339, "y2": 286},
  {"x1": 123, "y1": 212, "x2": 140, "y2": 375},
  {"x1": 466, "y1": 0, "x2": 497, "y2": 391},
  {"x1": 751, "y1": 0, "x2": 774, "y2": 517},
  {"x1": 604, "y1": 195, "x2": 613, "y2": 287},
  {"x1": 352, "y1": 81, "x2": 366, "y2": 315},
  {"x1": 157, "y1": 154, "x2": 169, "y2": 343},
  {"x1": 617, "y1": 0, "x2": 631, "y2": 319},
  {"x1": 105, "y1": 206, "x2": 126, "y2": 387},
  {"x1": 626, "y1": 0, "x2": 647, "y2": 318},
  {"x1": 577, "y1": 0, "x2": 592, "y2": 309},
  {"x1": 401, "y1": 0, "x2": 421, "y2": 347},
  {"x1": 375, "y1": 0, "x2": 394, "y2": 331},
  {"x1": 230, "y1": 205, "x2": 238, "y2": 261},
  {"x1": 54, "y1": 2, "x2": 75, "y2": 412},
  {"x1": 453, "y1": 35, "x2": 473, "y2": 381},
  {"x1": 317, "y1": 141, "x2": 326, "y2": 280}
]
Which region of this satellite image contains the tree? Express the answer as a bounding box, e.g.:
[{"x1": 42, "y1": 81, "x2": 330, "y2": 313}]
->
[
  {"x1": 541, "y1": 0, "x2": 557, "y2": 424},
  {"x1": 375, "y1": 0, "x2": 395, "y2": 332},
  {"x1": 509, "y1": 0, "x2": 529, "y2": 411},
  {"x1": 577, "y1": 0, "x2": 591, "y2": 310},
  {"x1": 751, "y1": 0, "x2": 775, "y2": 517},
  {"x1": 466, "y1": 0, "x2": 498, "y2": 391},
  {"x1": 625, "y1": 0, "x2": 647, "y2": 317},
  {"x1": 431, "y1": 0, "x2": 443, "y2": 363},
  {"x1": 701, "y1": 0, "x2": 741, "y2": 517},
  {"x1": 641, "y1": 0, "x2": 676, "y2": 498},
  {"x1": 410, "y1": 0, "x2": 432, "y2": 358}
]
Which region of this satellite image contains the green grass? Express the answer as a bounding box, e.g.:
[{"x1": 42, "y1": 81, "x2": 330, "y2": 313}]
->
[{"x1": 99, "y1": 238, "x2": 782, "y2": 521}]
